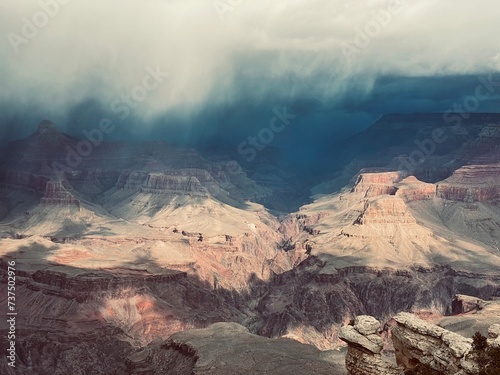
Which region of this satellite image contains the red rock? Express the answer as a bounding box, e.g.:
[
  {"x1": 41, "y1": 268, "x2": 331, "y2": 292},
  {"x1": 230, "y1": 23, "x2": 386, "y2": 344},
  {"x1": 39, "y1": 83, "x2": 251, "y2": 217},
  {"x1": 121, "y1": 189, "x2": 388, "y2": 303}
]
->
[
  {"x1": 356, "y1": 196, "x2": 417, "y2": 225},
  {"x1": 352, "y1": 171, "x2": 403, "y2": 197},
  {"x1": 395, "y1": 176, "x2": 436, "y2": 202},
  {"x1": 436, "y1": 164, "x2": 500, "y2": 202}
]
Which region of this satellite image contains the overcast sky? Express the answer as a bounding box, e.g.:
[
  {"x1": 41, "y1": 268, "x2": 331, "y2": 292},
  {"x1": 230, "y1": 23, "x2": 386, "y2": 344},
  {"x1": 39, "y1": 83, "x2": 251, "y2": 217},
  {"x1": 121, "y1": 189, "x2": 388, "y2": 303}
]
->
[{"x1": 0, "y1": 0, "x2": 499, "y2": 159}]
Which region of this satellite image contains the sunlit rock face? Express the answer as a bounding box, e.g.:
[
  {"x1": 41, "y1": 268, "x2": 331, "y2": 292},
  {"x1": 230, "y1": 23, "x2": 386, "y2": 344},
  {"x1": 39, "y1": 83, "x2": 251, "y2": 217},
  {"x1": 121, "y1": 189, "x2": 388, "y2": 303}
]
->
[
  {"x1": 392, "y1": 312, "x2": 474, "y2": 374},
  {"x1": 355, "y1": 196, "x2": 417, "y2": 225},
  {"x1": 436, "y1": 164, "x2": 500, "y2": 203},
  {"x1": 394, "y1": 176, "x2": 436, "y2": 202},
  {"x1": 352, "y1": 171, "x2": 402, "y2": 197}
]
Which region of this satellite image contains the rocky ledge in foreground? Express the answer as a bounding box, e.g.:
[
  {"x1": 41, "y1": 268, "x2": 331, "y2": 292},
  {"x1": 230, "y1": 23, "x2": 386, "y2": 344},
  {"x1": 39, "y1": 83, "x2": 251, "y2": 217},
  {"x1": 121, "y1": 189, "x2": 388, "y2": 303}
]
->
[
  {"x1": 339, "y1": 315, "x2": 401, "y2": 375},
  {"x1": 126, "y1": 322, "x2": 345, "y2": 375},
  {"x1": 340, "y1": 306, "x2": 500, "y2": 375}
]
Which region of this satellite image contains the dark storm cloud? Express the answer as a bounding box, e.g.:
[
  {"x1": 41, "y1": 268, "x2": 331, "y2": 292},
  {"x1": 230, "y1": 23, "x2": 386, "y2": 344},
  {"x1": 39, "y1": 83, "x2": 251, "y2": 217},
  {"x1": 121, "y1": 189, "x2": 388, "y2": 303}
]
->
[{"x1": 0, "y1": 0, "x2": 499, "y2": 152}]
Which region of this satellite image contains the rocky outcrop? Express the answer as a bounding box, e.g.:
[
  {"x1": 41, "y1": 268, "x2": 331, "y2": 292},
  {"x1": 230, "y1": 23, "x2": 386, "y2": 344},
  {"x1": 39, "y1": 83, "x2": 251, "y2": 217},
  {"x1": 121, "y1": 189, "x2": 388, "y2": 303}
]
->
[
  {"x1": 479, "y1": 124, "x2": 500, "y2": 139},
  {"x1": 352, "y1": 172, "x2": 436, "y2": 202},
  {"x1": 339, "y1": 316, "x2": 402, "y2": 375},
  {"x1": 395, "y1": 176, "x2": 436, "y2": 202},
  {"x1": 488, "y1": 324, "x2": 500, "y2": 348},
  {"x1": 355, "y1": 196, "x2": 416, "y2": 225},
  {"x1": 40, "y1": 179, "x2": 80, "y2": 206},
  {"x1": 116, "y1": 170, "x2": 211, "y2": 197},
  {"x1": 279, "y1": 212, "x2": 329, "y2": 239},
  {"x1": 128, "y1": 322, "x2": 343, "y2": 375},
  {"x1": 436, "y1": 164, "x2": 500, "y2": 202},
  {"x1": 342, "y1": 311, "x2": 500, "y2": 375},
  {"x1": 142, "y1": 172, "x2": 209, "y2": 196},
  {"x1": 451, "y1": 294, "x2": 487, "y2": 314},
  {"x1": 256, "y1": 259, "x2": 500, "y2": 351},
  {"x1": 392, "y1": 312, "x2": 474, "y2": 374},
  {"x1": 352, "y1": 171, "x2": 402, "y2": 197}
]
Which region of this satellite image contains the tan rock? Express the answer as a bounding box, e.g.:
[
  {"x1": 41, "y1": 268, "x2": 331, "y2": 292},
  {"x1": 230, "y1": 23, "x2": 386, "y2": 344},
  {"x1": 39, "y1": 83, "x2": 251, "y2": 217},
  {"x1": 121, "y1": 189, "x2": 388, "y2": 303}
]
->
[
  {"x1": 354, "y1": 315, "x2": 381, "y2": 335},
  {"x1": 339, "y1": 325, "x2": 383, "y2": 354},
  {"x1": 340, "y1": 316, "x2": 403, "y2": 375},
  {"x1": 392, "y1": 312, "x2": 473, "y2": 374},
  {"x1": 488, "y1": 324, "x2": 500, "y2": 339},
  {"x1": 356, "y1": 196, "x2": 417, "y2": 225}
]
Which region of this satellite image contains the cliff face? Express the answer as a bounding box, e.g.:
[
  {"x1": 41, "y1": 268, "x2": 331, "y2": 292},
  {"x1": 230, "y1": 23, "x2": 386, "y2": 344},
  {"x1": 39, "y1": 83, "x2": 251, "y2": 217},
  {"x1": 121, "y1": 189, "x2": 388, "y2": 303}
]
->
[
  {"x1": 350, "y1": 173, "x2": 435, "y2": 224},
  {"x1": 351, "y1": 172, "x2": 437, "y2": 203},
  {"x1": 339, "y1": 316, "x2": 401, "y2": 375},
  {"x1": 117, "y1": 170, "x2": 210, "y2": 196},
  {"x1": 0, "y1": 171, "x2": 80, "y2": 206},
  {"x1": 40, "y1": 179, "x2": 80, "y2": 206},
  {"x1": 392, "y1": 312, "x2": 474, "y2": 374},
  {"x1": 436, "y1": 164, "x2": 500, "y2": 202},
  {"x1": 395, "y1": 176, "x2": 436, "y2": 202},
  {"x1": 356, "y1": 196, "x2": 417, "y2": 224},
  {"x1": 255, "y1": 257, "x2": 500, "y2": 350},
  {"x1": 352, "y1": 172, "x2": 402, "y2": 197}
]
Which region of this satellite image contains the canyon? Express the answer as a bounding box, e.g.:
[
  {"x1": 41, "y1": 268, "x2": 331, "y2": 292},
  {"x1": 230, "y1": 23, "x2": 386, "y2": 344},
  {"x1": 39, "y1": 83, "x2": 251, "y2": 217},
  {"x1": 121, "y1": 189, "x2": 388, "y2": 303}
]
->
[{"x1": 0, "y1": 114, "x2": 499, "y2": 374}]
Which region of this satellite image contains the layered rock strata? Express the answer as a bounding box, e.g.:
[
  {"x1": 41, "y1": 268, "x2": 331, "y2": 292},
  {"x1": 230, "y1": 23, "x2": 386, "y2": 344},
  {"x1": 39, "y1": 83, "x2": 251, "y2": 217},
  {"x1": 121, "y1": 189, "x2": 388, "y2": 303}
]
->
[
  {"x1": 339, "y1": 315, "x2": 402, "y2": 375},
  {"x1": 391, "y1": 312, "x2": 473, "y2": 374},
  {"x1": 352, "y1": 172, "x2": 402, "y2": 198},
  {"x1": 394, "y1": 176, "x2": 436, "y2": 202},
  {"x1": 436, "y1": 164, "x2": 500, "y2": 202},
  {"x1": 355, "y1": 196, "x2": 417, "y2": 225},
  {"x1": 40, "y1": 179, "x2": 80, "y2": 206}
]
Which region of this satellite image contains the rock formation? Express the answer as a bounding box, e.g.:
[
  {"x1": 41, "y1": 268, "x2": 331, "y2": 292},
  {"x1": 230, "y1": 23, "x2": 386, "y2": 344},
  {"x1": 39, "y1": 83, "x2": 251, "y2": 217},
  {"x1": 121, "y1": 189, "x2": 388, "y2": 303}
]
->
[
  {"x1": 355, "y1": 196, "x2": 417, "y2": 225},
  {"x1": 488, "y1": 324, "x2": 500, "y2": 348},
  {"x1": 395, "y1": 176, "x2": 436, "y2": 202},
  {"x1": 40, "y1": 179, "x2": 80, "y2": 206},
  {"x1": 436, "y1": 164, "x2": 500, "y2": 202},
  {"x1": 351, "y1": 172, "x2": 437, "y2": 203},
  {"x1": 392, "y1": 312, "x2": 474, "y2": 374},
  {"x1": 352, "y1": 171, "x2": 402, "y2": 197},
  {"x1": 0, "y1": 170, "x2": 49, "y2": 192},
  {"x1": 451, "y1": 294, "x2": 487, "y2": 315},
  {"x1": 339, "y1": 315, "x2": 402, "y2": 375},
  {"x1": 342, "y1": 310, "x2": 500, "y2": 375}
]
